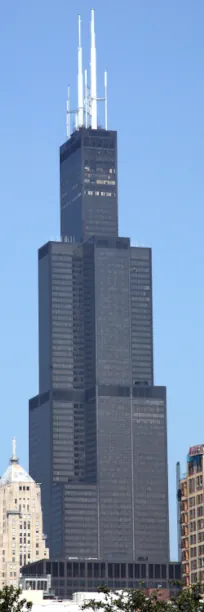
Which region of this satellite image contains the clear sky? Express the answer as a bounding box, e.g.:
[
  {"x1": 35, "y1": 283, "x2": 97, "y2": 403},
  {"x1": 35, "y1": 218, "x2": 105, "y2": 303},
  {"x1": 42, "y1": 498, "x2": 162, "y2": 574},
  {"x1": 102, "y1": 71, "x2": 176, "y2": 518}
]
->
[{"x1": 0, "y1": 0, "x2": 204, "y2": 561}]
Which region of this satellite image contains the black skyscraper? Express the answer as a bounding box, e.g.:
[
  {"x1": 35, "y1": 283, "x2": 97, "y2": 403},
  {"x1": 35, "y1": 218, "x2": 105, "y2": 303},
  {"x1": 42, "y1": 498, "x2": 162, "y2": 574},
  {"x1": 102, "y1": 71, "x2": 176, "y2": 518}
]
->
[{"x1": 29, "y1": 10, "x2": 169, "y2": 567}]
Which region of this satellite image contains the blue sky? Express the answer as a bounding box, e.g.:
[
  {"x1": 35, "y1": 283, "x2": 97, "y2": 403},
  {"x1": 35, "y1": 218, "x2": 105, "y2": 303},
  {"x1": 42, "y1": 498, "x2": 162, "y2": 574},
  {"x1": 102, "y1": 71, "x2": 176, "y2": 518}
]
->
[{"x1": 0, "y1": 0, "x2": 204, "y2": 560}]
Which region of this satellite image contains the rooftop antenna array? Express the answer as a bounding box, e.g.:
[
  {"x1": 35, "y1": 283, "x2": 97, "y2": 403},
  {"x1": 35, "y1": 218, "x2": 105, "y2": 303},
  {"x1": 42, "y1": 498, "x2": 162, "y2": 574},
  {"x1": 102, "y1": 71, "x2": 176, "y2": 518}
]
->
[{"x1": 66, "y1": 9, "x2": 108, "y2": 138}]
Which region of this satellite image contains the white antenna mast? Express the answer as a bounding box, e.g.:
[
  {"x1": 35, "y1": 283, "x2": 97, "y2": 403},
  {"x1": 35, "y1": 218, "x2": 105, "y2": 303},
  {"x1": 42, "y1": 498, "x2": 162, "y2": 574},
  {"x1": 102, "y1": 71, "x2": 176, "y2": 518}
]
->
[
  {"x1": 66, "y1": 86, "x2": 71, "y2": 139},
  {"x1": 12, "y1": 437, "x2": 17, "y2": 460},
  {"x1": 90, "y1": 9, "x2": 97, "y2": 129},
  {"x1": 84, "y1": 69, "x2": 88, "y2": 128},
  {"x1": 104, "y1": 71, "x2": 108, "y2": 130},
  {"x1": 78, "y1": 15, "x2": 84, "y2": 127},
  {"x1": 11, "y1": 437, "x2": 18, "y2": 463}
]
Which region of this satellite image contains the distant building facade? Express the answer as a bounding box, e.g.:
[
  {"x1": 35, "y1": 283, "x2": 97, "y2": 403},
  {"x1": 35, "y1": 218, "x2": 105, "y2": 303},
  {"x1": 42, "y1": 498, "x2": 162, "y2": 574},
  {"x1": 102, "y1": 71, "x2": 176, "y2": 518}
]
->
[
  {"x1": 0, "y1": 439, "x2": 49, "y2": 588},
  {"x1": 22, "y1": 558, "x2": 181, "y2": 600},
  {"x1": 178, "y1": 444, "x2": 204, "y2": 588}
]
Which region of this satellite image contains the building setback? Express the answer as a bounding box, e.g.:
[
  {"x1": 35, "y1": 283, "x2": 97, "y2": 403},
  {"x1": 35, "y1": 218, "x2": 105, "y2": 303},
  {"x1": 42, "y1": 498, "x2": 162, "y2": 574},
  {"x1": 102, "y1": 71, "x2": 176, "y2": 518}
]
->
[{"x1": 29, "y1": 10, "x2": 169, "y2": 567}]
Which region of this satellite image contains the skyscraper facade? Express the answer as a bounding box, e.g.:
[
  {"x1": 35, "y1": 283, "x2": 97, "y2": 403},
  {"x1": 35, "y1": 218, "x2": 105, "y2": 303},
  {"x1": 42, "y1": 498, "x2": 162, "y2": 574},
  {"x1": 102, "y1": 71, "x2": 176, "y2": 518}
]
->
[
  {"x1": 0, "y1": 440, "x2": 49, "y2": 588},
  {"x1": 29, "y1": 10, "x2": 169, "y2": 566},
  {"x1": 178, "y1": 444, "x2": 204, "y2": 589}
]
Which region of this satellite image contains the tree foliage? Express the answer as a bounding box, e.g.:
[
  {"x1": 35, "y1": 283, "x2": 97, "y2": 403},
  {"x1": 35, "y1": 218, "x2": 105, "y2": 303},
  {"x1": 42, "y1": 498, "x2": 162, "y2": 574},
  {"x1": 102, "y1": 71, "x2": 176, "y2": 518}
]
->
[
  {"x1": 81, "y1": 584, "x2": 204, "y2": 612},
  {"x1": 0, "y1": 586, "x2": 32, "y2": 612}
]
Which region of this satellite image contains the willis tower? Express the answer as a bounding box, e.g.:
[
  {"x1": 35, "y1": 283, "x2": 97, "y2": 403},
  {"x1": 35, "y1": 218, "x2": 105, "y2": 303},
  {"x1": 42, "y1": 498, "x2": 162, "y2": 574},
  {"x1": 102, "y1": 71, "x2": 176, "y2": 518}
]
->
[{"x1": 29, "y1": 10, "x2": 169, "y2": 564}]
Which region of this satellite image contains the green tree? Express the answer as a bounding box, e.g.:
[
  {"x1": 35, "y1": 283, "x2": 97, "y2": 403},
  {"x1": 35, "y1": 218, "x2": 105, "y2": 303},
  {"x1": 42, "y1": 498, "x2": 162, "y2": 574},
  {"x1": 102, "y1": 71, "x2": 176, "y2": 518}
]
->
[
  {"x1": 81, "y1": 584, "x2": 204, "y2": 612},
  {"x1": 0, "y1": 586, "x2": 32, "y2": 612}
]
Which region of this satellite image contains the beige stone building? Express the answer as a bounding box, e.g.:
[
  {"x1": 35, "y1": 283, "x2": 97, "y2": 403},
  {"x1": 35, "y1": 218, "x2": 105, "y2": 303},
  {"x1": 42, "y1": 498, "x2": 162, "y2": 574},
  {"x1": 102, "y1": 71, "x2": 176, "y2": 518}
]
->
[
  {"x1": 0, "y1": 439, "x2": 49, "y2": 588},
  {"x1": 178, "y1": 444, "x2": 204, "y2": 589}
]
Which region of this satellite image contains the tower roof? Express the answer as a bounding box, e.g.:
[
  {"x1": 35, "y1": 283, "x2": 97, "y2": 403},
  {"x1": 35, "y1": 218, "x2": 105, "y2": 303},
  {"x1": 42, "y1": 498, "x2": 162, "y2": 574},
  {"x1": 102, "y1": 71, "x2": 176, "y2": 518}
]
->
[{"x1": 0, "y1": 438, "x2": 34, "y2": 486}]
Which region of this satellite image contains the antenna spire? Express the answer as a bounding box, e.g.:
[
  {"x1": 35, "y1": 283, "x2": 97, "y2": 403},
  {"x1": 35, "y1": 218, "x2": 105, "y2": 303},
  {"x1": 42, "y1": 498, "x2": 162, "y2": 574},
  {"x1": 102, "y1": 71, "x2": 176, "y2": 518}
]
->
[
  {"x1": 78, "y1": 15, "x2": 84, "y2": 127},
  {"x1": 84, "y1": 69, "x2": 88, "y2": 128},
  {"x1": 10, "y1": 437, "x2": 18, "y2": 463},
  {"x1": 104, "y1": 71, "x2": 108, "y2": 130},
  {"x1": 90, "y1": 9, "x2": 97, "y2": 129}
]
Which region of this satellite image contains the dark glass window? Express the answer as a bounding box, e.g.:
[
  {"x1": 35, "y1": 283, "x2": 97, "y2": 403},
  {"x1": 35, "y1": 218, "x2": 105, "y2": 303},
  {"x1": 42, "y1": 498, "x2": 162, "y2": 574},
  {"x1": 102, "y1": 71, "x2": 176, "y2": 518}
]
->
[
  {"x1": 38, "y1": 562, "x2": 43, "y2": 575},
  {"x1": 108, "y1": 564, "x2": 113, "y2": 579},
  {"x1": 52, "y1": 562, "x2": 58, "y2": 577},
  {"x1": 175, "y1": 564, "x2": 181, "y2": 580},
  {"x1": 67, "y1": 563, "x2": 72, "y2": 577},
  {"x1": 191, "y1": 572, "x2": 197, "y2": 584},
  {"x1": 121, "y1": 564, "x2": 126, "y2": 579},
  {"x1": 88, "y1": 563, "x2": 92, "y2": 578},
  {"x1": 59, "y1": 562, "x2": 64, "y2": 577},
  {"x1": 169, "y1": 565, "x2": 174, "y2": 580},
  {"x1": 80, "y1": 563, "x2": 85, "y2": 577},
  {"x1": 135, "y1": 564, "x2": 140, "y2": 579},
  {"x1": 155, "y1": 565, "x2": 160, "y2": 580},
  {"x1": 94, "y1": 564, "x2": 99, "y2": 578},
  {"x1": 128, "y1": 564, "x2": 133, "y2": 579},
  {"x1": 101, "y1": 563, "x2": 106, "y2": 579},
  {"x1": 114, "y1": 564, "x2": 120, "y2": 579},
  {"x1": 149, "y1": 564, "x2": 153, "y2": 579},
  {"x1": 73, "y1": 563, "x2": 79, "y2": 578},
  {"x1": 141, "y1": 564, "x2": 146, "y2": 579},
  {"x1": 161, "y1": 565, "x2": 166, "y2": 579}
]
